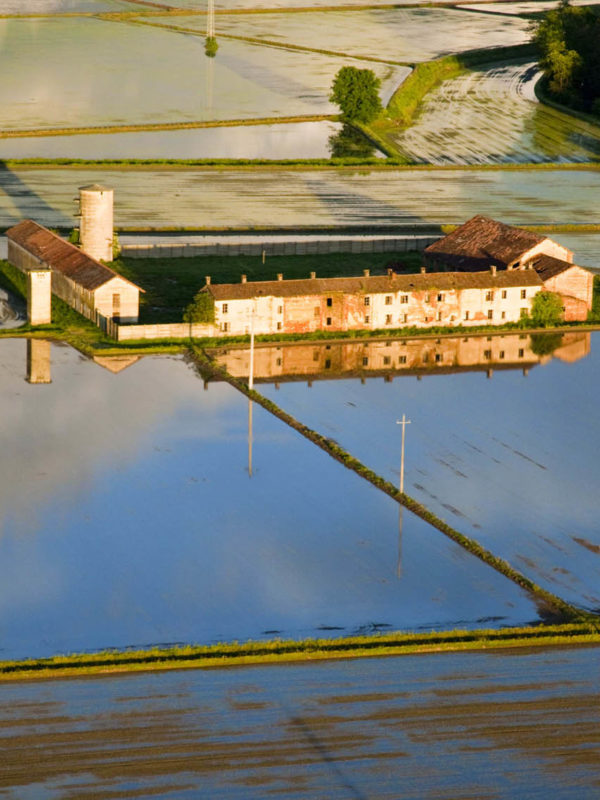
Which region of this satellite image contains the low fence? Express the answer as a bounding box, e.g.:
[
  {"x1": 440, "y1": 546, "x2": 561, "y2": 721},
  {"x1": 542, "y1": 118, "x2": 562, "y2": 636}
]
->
[
  {"x1": 121, "y1": 235, "x2": 439, "y2": 260},
  {"x1": 108, "y1": 320, "x2": 216, "y2": 342}
]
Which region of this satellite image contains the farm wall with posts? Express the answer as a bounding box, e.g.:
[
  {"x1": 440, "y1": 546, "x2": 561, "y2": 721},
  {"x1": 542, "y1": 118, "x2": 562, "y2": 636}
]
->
[
  {"x1": 215, "y1": 332, "x2": 592, "y2": 383},
  {"x1": 120, "y1": 235, "x2": 440, "y2": 260}
]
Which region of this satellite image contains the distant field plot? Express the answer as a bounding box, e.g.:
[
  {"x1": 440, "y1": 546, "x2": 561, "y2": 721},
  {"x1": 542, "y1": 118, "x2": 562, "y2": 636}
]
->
[
  {"x1": 0, "y1": 167, "x2": 598, "y2": 229},
  {"x1": 259, "y1": 331, "x2": 600, "y2": 611},
  {"x1": 460, "y1": 1, "x2": 600, "y2": 15},
  {"x1": 175, "y1": 0, "x2": 449, "y2": 8},
  {"x1": 175, "y1": 8, "x2": 530, "y2": 63},
  {"x1": 0, "y1": 18, "x2": 395, "y2": 130},
  {"x1": 0, "y1": 121, "x2": 348, "y2": 160},
  {"x1": 0, "y1": 0, "x2": 138, "y2": 12},
  {"x1": 389, "y1": 62, "x2": 600, "y2": 164}
]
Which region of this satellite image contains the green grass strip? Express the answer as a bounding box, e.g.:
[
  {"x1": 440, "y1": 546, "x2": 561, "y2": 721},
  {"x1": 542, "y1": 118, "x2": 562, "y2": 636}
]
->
[
  {"x1": 2, "y1": 623, "x2": 599, "y2": 682},
  {"x1": 191, "y1": 346, "x2": 592, "y2": 624}
]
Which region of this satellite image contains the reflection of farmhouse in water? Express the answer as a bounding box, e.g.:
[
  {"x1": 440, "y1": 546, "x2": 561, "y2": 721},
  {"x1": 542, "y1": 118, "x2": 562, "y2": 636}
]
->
[{"x1": 213, "y1": 332, "x2": 591, "y2": 385}]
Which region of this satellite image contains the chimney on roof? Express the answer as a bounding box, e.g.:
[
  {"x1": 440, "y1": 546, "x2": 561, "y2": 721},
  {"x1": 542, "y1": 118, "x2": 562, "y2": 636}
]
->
[
  {"x1": 277, "y1": 273, "x2": 283, "y2": 281},
  {"x1": 491, "y1": 265, "x2": 497, "y2": 276},
  {"x1": 241, "y1": 274, "x2": 247, "y2": 283},
  {"x1": 310, "y1": 271, "x2": 316, "y2": 279},
  {"x1": 420, "y1": 266, "x2": 426, "y2": 274},
  {"x1": 205, "y1": 275, "x2": 211, "y2": 285},
  {"x1": 363, "y1": 269, "x2": 370, "y2": 277}
]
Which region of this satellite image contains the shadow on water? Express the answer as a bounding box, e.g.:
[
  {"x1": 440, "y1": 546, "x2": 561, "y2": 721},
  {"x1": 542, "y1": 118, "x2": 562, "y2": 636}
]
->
[
  {"x1": 0, "y1": 161, "x2": 73, "y2": 228},
  {"x1": 328, "y1": 123, "x2": 377, "y2": 159}
]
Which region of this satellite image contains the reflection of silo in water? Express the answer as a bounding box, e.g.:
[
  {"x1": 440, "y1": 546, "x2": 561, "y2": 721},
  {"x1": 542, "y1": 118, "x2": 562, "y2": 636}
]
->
[
  {"x1": 79, "y1": 184, "x2": 114, "y2": 263},
  {"x1": 27, "y1": 339, "x2": 52, "y2": 384}
]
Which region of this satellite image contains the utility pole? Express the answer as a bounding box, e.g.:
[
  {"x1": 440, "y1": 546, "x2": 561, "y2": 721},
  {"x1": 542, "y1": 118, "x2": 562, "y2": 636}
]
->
[
  {"x1": 248, "y1": 300, "x2": 256, "y2": 391},
  {"x1": 395, "y1": 414, "x2": 411, "y2": 579},
  {"x1": 207, "y1": 0, "x2": 215, "y2": 38},
  {"x1": 396, "y1": 413, "x2": 411, "y2": 494}
]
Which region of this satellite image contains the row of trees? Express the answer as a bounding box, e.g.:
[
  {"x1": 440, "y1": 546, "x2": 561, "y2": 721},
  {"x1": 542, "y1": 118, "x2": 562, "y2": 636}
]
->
[{"x1": 533, "y1": 0, "x2": 600, "y2": 114}]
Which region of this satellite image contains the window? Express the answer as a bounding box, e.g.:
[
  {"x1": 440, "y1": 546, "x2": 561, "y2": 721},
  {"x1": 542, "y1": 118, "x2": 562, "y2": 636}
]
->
[
  {"x1": 325, "y1": 359, "x2": 331, "y2": 369},
  {"x1": 403, "y1": 313, "x2": 408, "y2": 324},
  {"x1": 385, "y1": 295, "x2": 392, "y2": 305},
  {"x1": 521, "y1": 308, "x2": 528, "y2": 317},
  {"x1": 221, "y1": 322, "x2": 229, "y2": 332},
  {"x1": 314, "y1": 306, "x2": 320, "y2": 318},
  {"x1": 485, "y1": 291, "x2": 493, "y2": 301},
  {"x1": 112, "y1": 293, "x2": 120, "y2": 322},
  {"x1": 383, "y1": 356, "x2": 391, "y2": 366},
  {"x1": 277, "y1": 305, "x2": 283, "y2": 314},
  {"x1": 501, "y1": 290, "x2": 507, "y2": 299},
  {"x1": 423, "y1": 353, "x2": 429, "y2": 363},
  {"x1": 362, "y1": 356, "x2": 369, "y2": 366},
  {"x1": 521, "y1": 289, "x2": 527, "y2": 299},
  {"x1": 277, "y1": 321, "x2": 282, "y2": 331},
  {"x1": 437, "y1": 311, "x2": 442, "y2": 321},
  {"x1": 326, "y1": 297, "x2": 333, "y2": 307},
  {"x1": 364, "y1": 296, "x2": 370, "y2": 306},
  {"x1": 499, "y1": 351, "x2": 505, "y2": 359},
  {"x1": 435, "y1": 353, "x2": 442, "y2": 363},
  {"x1": 484, "y1": 349, "x2": 492, "y2": 360},
  {"x1": 464, "y1": 310, "x2": 470, "y2": 321},
  {"x1": 385, "y1": 314, "x2": 392, "y2": 325},
  {"x1": 487, "y1": 309, "x2": 493, "y2": 320},
  {"x1": 437, "y1": 293, "x2": 445, "y2": 302},
  {"x1": 399, "y1": 355, "x2": 407, "y2": 365},
  {"x1": 276, "y1": 357, "x2": 282, "y2": 366},
  {"x1": 364, "y1": 314, "x2": 370, "y2": 324},
  {"x1": 313, "y1": 350, "x2": 319, "y2": 361},
  {"x1": 326, "y1": 317, "x2": 332, "y2": 326},
  {"x1": 518, "y1": 348, "x2": 524, "y2": 358},
  {"x1": 425, "y1": 294, "x2": 430, "y2": 303},
  {"x1": 501, "y1": 311, "x2": 506, "y2": 320},
  {"x1": 222, "y1": 303, "x2": 228, "y2": 313},
  {"x1": 400, "y1": 295, "x2": 408, "y2": 304}
]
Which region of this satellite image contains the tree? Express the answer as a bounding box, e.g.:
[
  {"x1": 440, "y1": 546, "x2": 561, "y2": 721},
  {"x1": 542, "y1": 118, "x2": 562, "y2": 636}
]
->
[
  {"x1": 330, "y1": 67, "x2": 382, "y2": 123},
  {"x1": 328, "y1": 123, "x2": 376, "y2": 159},
  {"x1": 529, "y1": 290, "x2": 564, "y2": 327},
  {"x1": 183, "y1": 290, "x2": 215, "y2": 323}
]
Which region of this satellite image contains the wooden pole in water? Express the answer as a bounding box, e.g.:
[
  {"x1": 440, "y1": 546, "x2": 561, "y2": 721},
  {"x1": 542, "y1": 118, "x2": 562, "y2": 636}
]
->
[{"x1": 206, "y1": 0, "x2": 215, "y2": 38}]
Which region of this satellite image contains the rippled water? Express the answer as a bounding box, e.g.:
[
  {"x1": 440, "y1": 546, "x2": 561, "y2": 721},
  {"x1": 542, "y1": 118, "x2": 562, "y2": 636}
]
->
[
  {"x1": 0, "y1": 338, "x2": 541, "y2": 660},
  {"x1": 255, "y1": 331, "x2": 600, "y2": 610}
]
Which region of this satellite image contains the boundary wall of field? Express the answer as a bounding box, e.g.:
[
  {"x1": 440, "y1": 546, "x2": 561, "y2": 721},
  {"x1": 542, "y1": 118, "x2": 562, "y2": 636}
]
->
[{"x1": 120, "y1": 235, "x2": 439, "y2": 260}]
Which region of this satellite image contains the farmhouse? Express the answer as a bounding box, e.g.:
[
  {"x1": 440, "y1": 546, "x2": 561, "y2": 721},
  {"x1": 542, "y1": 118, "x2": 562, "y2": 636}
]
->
[
  {"x1": 424, "y1": 215, "x2": 593, "y2": 320},
  {"x1": 204, "y1": 268, "x2": 544, "y2": 336},
  {"x1": 6, "y1": 220, "x2": 141, "y2": 324}
]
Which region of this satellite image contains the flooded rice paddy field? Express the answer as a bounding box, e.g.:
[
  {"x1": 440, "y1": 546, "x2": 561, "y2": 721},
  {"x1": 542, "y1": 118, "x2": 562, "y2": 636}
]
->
[
  {"x1": 156, "y1": 7, "x2": 529, "y2": 64},
  {"x1": 0, "y1": 0, "x2": 139, "y2": 12},
  {"x1": 0, "y1": 166, "x2": 598, "y2": 229},
  {"x1": 389, "y1": 61, "x2": 600, "y2": 165},
  {"x1": 1, "y1": 646, "x2": 599, "y2": 798},
  {"x1": 461, "y1": 0, "x2": 600, "y2": 15},
  {"x1": 256, "y1": 331, "x2": 600, "y2": 611},
  {"x1": 0, "y1": 18, "x2": 389, "y2": 131},
  {"x1": 0, "y1": 338, "x2": 541, "y2": 661},
  {"x1": 0, "y1": 121, "x2": 349, "y2": 160}
]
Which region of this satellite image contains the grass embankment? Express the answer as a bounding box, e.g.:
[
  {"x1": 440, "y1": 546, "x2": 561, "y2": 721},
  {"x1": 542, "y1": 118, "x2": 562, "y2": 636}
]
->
[
  {"x1": 0, "y1": 261, "x2": 114, "y2": 352},
  {"x1": 2, "y1": 623, "x2": 599, "y2": 682},
  {"x1": 114, "y1": 251, "x2": 423, "y2": 323},
  {"x1": 370, "y1": 43, "x2": 537, "y2": 155},
  {"x1": 191, "y1": 346, "x2": 594, "y2": 623},
  {"x1": 534, "y1": 76, "x2": 600, "y2": 128}
]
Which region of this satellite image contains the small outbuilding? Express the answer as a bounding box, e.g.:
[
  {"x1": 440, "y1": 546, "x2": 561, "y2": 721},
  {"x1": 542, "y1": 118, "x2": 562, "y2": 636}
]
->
[{"x1": 6, "y1": 220, "x2": 142, "y2": 324}]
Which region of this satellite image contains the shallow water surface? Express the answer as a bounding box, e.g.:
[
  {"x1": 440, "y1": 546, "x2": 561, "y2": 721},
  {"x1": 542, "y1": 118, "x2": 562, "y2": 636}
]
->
[
  {"x1": 0, "y1": 338, "x2": 541, "y2": 660},
  {"x1": 1, "y1": 646, "x2": 599, "y2": 798},
  {"x1": 257, "y1": 331, "x2": 600, "y2": 609}
]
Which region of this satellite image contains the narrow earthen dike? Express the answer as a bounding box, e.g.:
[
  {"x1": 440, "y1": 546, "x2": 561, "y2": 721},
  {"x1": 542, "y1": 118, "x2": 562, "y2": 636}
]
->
[{"x1": 191, "y1": 345, "x2": 590, "y2": 624}]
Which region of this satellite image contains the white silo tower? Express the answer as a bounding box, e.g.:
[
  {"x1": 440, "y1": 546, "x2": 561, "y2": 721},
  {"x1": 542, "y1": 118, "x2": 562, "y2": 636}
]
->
[{"x1": 79, "y1": 184, "x2": 114, "y2": 262}]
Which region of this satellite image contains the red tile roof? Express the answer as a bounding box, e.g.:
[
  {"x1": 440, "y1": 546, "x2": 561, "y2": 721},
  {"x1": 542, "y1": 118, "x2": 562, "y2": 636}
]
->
[
  {"x1": 206, "y1": 269, "x2": 542, "y2": 300},
  {"x1": 5, "y1": 220, "x2": 141, "y2": 292},
  {"x1": 425, "y1": 215, "x2": 546, "y2": 271},
  {"x1": 531, "y1": 254, "x2": 577, "y2": 282}
]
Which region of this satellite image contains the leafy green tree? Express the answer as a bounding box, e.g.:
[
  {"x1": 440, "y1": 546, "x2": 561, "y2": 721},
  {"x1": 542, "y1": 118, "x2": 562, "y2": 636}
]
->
[
  {"x1": 183, "y1": 290, "x2": 215, "y2": 323},
  {"x1": 330, "y1": 67, "x2": 383, "y2": 123},
  {"x1": 205, "y1": 37, "x2": 218, "y2": 58},
  {"x1": 528, "y1": 290, "x2": 564, "y2": 327}
]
